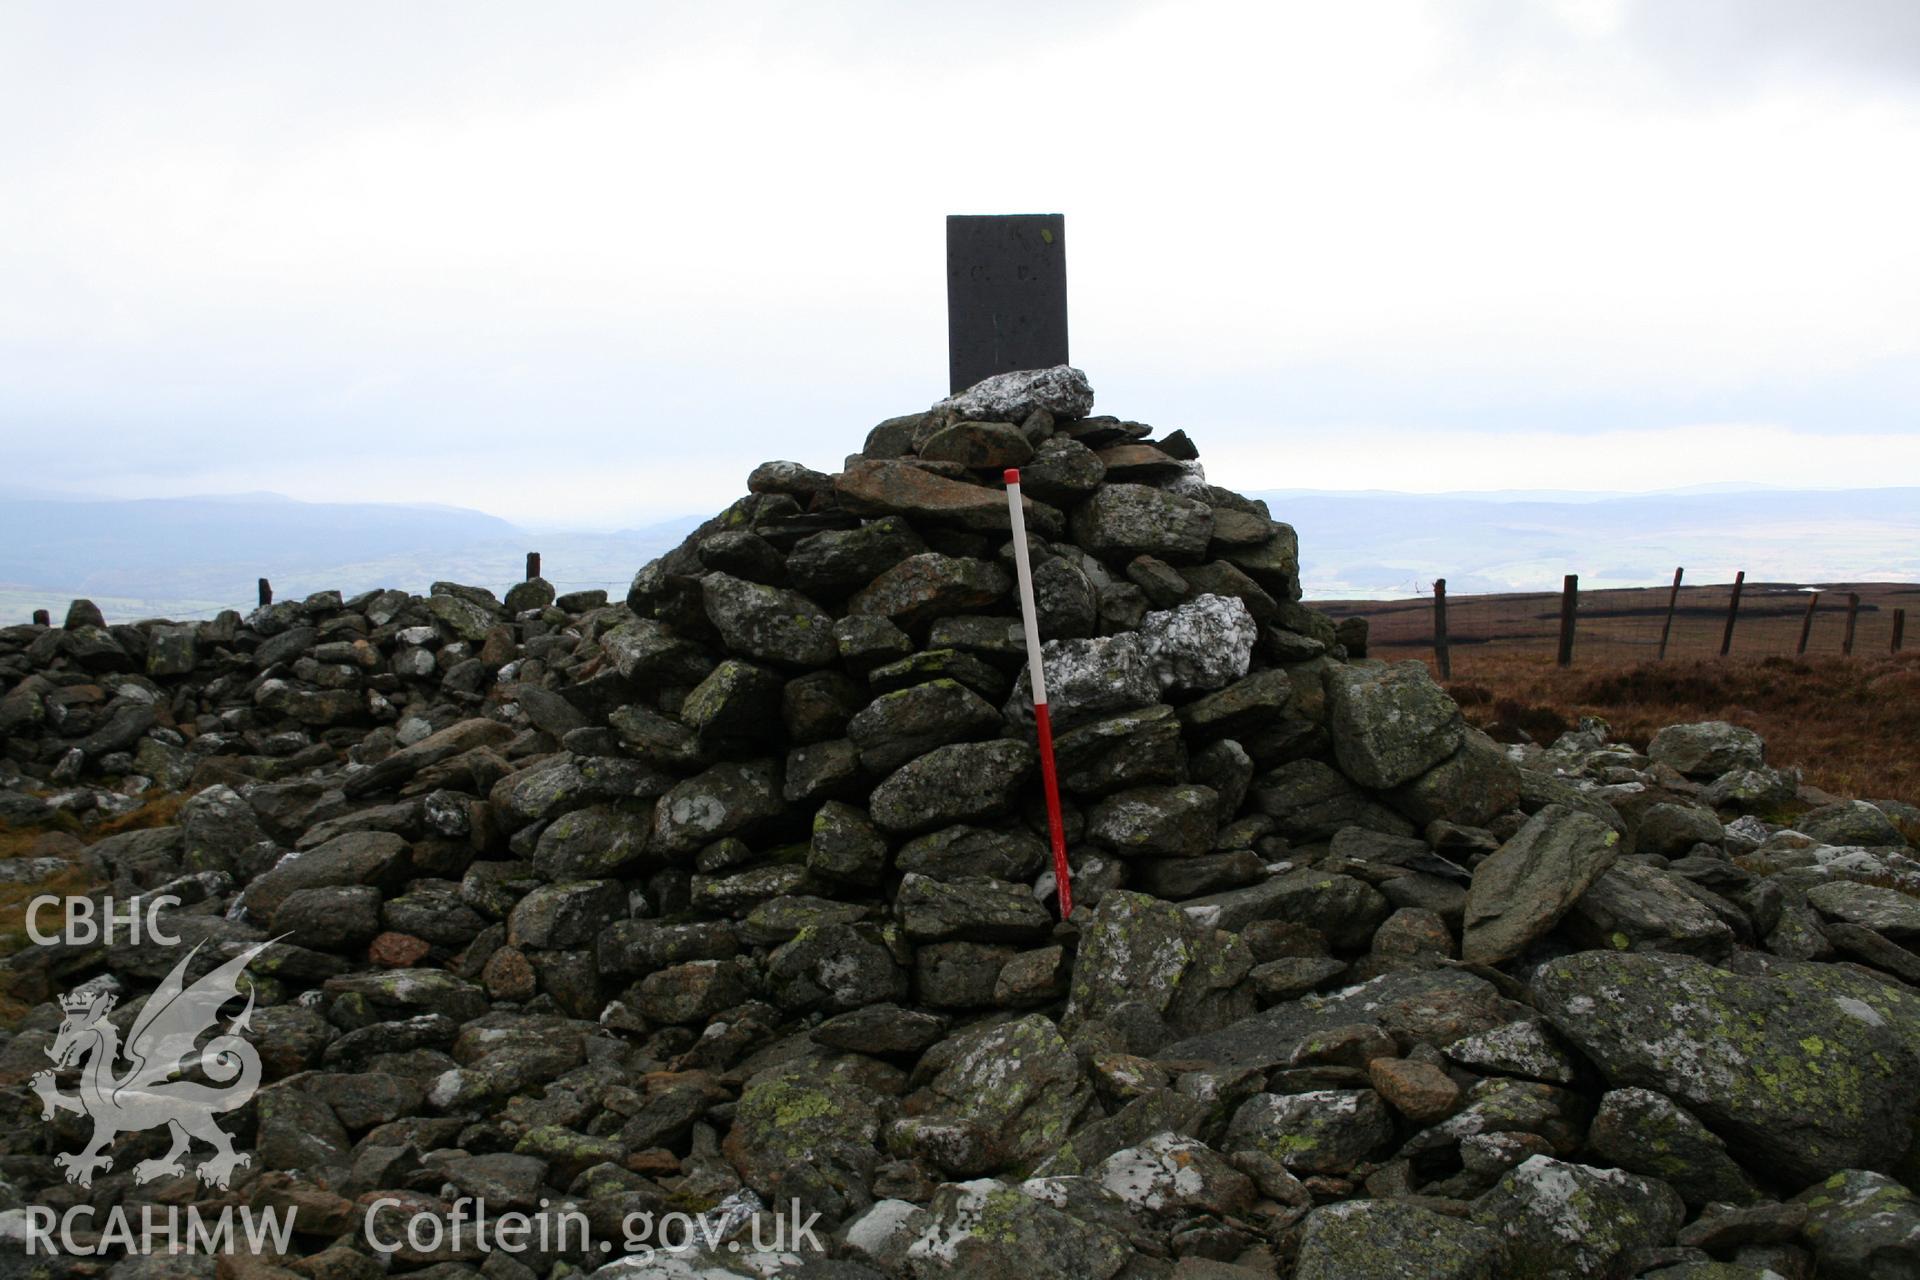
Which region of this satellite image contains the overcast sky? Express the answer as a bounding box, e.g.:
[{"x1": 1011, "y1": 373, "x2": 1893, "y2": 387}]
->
[{"x1": 2, "y1": 0, "x2": 1916, "y2": 527}]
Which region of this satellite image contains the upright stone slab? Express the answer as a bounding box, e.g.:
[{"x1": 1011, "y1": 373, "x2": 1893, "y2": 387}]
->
[{"x1": 947, "y1": 213, "x2": 1068, "y2": 393}]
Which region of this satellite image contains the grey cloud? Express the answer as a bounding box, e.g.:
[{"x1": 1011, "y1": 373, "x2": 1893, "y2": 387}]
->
[{"x1": 1622, "y1": 0, "x2": 1920, "y2": 85}]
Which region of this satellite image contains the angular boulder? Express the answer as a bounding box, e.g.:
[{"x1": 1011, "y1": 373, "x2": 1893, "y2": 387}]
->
[
  {"x1": 1137, "y1": 593, "x2": 1256, "y2": 692},
  {"x1": 837, "y1": 459, "x2": 1057, "y2": 536},
  {"x1": 1794, "y1": 1169, "x2": 1920, "y2": 1280},
  {"x1": 1587, "y1": 1087, "x2": 1758, "y2": 1208},
  {"x1": 1065, "y1": 890, "x2": 1254, "y2": 1051},
  {"x1": 723, "y1": 1054, "x2": 886, "y2": 1197},
  {"x1": 1531, "y1": 950, "x2": 1920, "y2": 1183},
  {"x1": 919, "y1": 420, "x2": 1034, "y2": 469},
  {"x1": 1461, "y1": 805, "x2": 1620, "y2": 965},
  {"x1": 700, "y1": 572, "x2": 837, "y2": 667},
  {"x1": 244, "y1": 832, "x2": 411, "y2": 920},
  {"x1": 1469, "y1": 1155, "x2": 1685, "y2": 1279},
  {"x1": 786, "y1": 515, "x2": 925, "y2": 598},
  {"x1": 1648, "y1": 720, "x2": 1766, "y2": 779},
  {"x1": 1295, "y1": 1200, "x2": 1503, "y2": 1280},
  {"x1": 1327, "y1": 660, "x2": 1464, "y2": 790},
  {"x1": 1389, "y1": 729, "x2": 1522, "y2": 828},
  {"x1": 846, "y1": 679, "x2": 1001, "y2": 773},
  {"x1": 848, "y1": 553, "x2": 1011, "y2": 630},
  {"x1": 869, "y1": 740, "x2": 1035, "y2": 834},
  {"x1": 1224, "y1": 1089, "x2": 1394, "y2": 1174},
  {"x1": 1068, "y1": 484, "x2": 1214, "y2": 563},
  {"x1": 935, "y1": 364, "x2": 1096, "y2": 423},
  {"x1": 1086, "y1": 785, "x2": 1219, "y2": 858},
  {"x1": 1798, "y1": 799, "x2": 1908, "y2": 848},
  {"x1": 649, "y1": 759, "x2": 785, "y2": 856},
  {"x1": 1561, "y1": 860, "x2": 1736, "y2": 959},
  {"x1": 1805, "y1": 880, "x2": 1920, "y2": 939},
  {"x1": 896, "y1": 873, "x2": 1053, "y2": 945},
  {"x1": 1007, "y1": 633, "x2": 1161, "y2": 732},
  {"x1": 896, "y1": 1015, "x2": 1091, "y2": 1176}
]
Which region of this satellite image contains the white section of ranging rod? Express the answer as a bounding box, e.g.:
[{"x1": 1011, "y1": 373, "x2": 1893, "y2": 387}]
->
[{"x1": 1003, "y1": 469, "x2": 1049, "y2": 706}]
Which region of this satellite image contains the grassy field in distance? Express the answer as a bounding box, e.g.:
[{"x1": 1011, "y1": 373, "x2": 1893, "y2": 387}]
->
[
  {"x1": 1432, "y1": 651, "x2": 1920, "y2": 813},
  {"x1": 1309, "y1": 580, "x2": 1920, "y2": 810}
]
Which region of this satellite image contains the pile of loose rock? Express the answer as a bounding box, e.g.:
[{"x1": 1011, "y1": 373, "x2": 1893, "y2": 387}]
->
[{"x1": 1, "y1": 367, "x2": 1918, "y2": 1279}]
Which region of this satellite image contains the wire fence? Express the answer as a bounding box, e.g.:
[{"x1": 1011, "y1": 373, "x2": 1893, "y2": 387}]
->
[{"x1": 1314, "y1": 575, "x2": 1919, "y2": 677}]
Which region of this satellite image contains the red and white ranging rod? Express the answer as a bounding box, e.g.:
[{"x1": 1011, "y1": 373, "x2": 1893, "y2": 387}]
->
[{"x1": 1003, "y1": 468, "x2": 1073, "y2": 920}]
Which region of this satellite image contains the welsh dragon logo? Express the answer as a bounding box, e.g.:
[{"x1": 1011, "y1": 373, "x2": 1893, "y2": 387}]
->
[{"x1": 31, "y1": 940, "x2": 270, "y2": 1189}]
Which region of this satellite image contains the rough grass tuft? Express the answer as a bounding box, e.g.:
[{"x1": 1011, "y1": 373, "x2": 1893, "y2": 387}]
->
[
  {"x1": 90, "y1": 790, "x2": 191, "y2": 838},
  {"x1": 0, "y1": 787, "x2": 198, "y2": 1026}
]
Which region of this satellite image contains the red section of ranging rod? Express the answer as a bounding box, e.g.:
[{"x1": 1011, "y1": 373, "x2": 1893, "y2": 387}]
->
[
  {"x1": 1004, "y1": 467, "x2": 1073, "y2": 919},
  {"x1": 1031, "y1": 702, "x2": 1072, "y2": 920}
]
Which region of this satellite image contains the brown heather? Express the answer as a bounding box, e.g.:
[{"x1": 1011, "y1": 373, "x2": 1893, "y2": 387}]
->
[{"x1": 1430, "y1": 652, "x2": 1920, "y2": 812}]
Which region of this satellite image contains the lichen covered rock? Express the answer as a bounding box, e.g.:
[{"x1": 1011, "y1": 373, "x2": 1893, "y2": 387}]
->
[
  {"x1": 1532, "y1": 950, "x2": 1920, "y2": 1183},
  {"x1": 1462, "y1": 804, "x2": 1620, "y2": 965},
  {"x1": 1793, "y1": 1168, "x2": 1920, "y2": 1280},
  {"x1": 1327, "y1": 660, "x2": 1464, "y2": 789},
  {"x1": 700, "y1": 571, "x2": 837, "y2": 667},
  {"x1": 1587, "y1": 1087, "x2": 1759, "y2": 1208},
  {"x1": 898, "y1": 1015, "x2": 1091, "y2": 1176},
  {"x1": 934, "y1": 364, "x2": 1096, "y2": 423},
  {"x1": 869, "y1": 740, "x2": 1035, "y2": 833},
  {"x1": 1295, "y1": 1199, "x2": 1504, "y2": 1280},
  {"x1": 1470, "y1": 1155, "x2": 1685, "y2": 1279},
  {"x1": 1224, "y1": 1088, "x2": 1395, "y2": 1174},
  {"x1": 723, "y1": 1054, "x2": 886, "y2": 1196},
  {"x1": 1069, "y1": 483, "x2": 1215, "y2": 563},
  {"x1": 1648, "y1": 720, "x2": 1767, "y2": 778},
  {"x1": 1065, "y1": 889, "x2": 1253, "y2": 1051}
]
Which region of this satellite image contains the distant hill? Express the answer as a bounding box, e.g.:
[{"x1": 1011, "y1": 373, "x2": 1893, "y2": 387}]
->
[
  {"x1": 0, "y1": 492, "x2": 703, "y2": 622},
  {"x1": 3, "y1": 483, "x2": 1915, "y2": 624},
  {"x1": 1255, "y1": 486, "x2": 1920, "y2": 598}
]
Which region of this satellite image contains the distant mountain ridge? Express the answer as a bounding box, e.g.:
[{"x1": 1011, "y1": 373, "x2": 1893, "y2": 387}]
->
[
  {"x1": 1257, "y1": 481, "x2": 1794, "y2": 504},
  {"x1": 1251, "y1": 486, "x2": 1920, "y2": 598},
  {"x1": 0, "y1": 492, "x2": 702, "y2": 620}
]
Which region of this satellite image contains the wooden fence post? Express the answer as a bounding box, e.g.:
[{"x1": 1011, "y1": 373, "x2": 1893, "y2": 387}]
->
[
  {"x1": 258, "y1": 578, "x2": 272, "y2": 607},
  {"x1": 1656, "y1": 567, "x2": 1684, "y2": 660},
  {"x1": 1720, "y1": 571, "x2": 1745, "y2": 657},
  {"x1": 1798, "y1": 591, "x2": 1820, "y2": 656},
  {"x1": 1893, "y1": 609, "x2": 1906, "y2": 654},
  {"x1": 32, "y1": 609, "x2": 49, "y2": 626},
  {"x1": 1432, "y1": 579, "x2": 1451, "y2": 680},
  {"x1": 1557, "y1": 574, "x2": 1578, "y2": 667},
  {"x1": 1843, "y1": 593, "x2": 1860, "y2": 656},
  {"x1": 526, "y1": 552, "x2": 541, "y2": 581}
]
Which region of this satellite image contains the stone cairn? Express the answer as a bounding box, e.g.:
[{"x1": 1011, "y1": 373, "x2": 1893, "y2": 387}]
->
[{"x1": 1, "y1": 367, "x2": 1918, "y2": 1279}]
